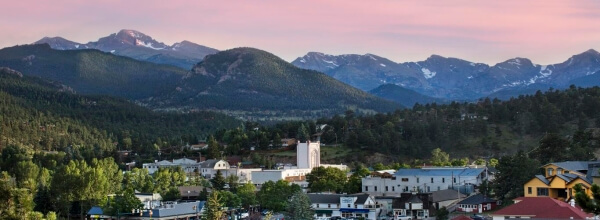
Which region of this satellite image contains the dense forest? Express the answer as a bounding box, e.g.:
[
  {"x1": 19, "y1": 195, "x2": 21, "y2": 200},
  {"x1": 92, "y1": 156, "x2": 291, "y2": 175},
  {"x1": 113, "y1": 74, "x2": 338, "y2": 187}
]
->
[
  {"x1": 210, "y1": 85, "x2": 600, "y2": 164},
  {"x1": 0, "y1": 67, "x2": 239, "y2": 163}
]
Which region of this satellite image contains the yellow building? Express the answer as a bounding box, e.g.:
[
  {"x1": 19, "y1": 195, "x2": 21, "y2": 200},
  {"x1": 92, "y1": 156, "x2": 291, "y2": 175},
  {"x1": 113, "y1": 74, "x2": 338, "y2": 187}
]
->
[{"x1": 523, "y1": 161, "x2": 598, "y2": 201}]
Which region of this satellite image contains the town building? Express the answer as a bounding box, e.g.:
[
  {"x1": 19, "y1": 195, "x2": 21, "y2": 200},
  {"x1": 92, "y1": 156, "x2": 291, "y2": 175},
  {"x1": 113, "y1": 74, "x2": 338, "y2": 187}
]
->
[
  {"x1": 308, "y1": 193, "x2": 380, "y2": 220},
  {"x1": 392, "y1": 193, "x2": 432, "y2": 219},
  {"x1": 523, "y1": 161, "x2": 598, "y2": 201},
  {"x1": 456, "y1": 194, "x2": 497, "y2": 213},
  {"x1": 362, "y1": 167, "x2": 487, "y2": 196},
  {"x1": 490, "y1": 197, "x2": 592, "y2": 220}
]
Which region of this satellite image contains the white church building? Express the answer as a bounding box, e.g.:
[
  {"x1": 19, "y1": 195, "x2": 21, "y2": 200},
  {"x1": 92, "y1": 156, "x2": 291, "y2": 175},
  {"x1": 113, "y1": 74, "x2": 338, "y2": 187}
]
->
[{"x1": 251, "y1": 140, "x2": 347, "y2": 186}]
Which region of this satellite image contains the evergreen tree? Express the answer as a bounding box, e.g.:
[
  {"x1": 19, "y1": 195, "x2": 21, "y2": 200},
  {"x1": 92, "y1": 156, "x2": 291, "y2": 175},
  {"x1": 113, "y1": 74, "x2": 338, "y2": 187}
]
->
[
  {"x1": 285, "y1": 191, "x2": 314, "y2": 220},
  {"x1": 202, "y1": 191, "x2": 224, "y2": 220},
  {"x1": 297, "y1": 124, "x2": 309, "y2": 142},
  {"x1": 574, "y1": 183, "x2": 600, "y2": 215},
  {"x1": 210, "y1": 170, "x2": 226, "y2": 190}
]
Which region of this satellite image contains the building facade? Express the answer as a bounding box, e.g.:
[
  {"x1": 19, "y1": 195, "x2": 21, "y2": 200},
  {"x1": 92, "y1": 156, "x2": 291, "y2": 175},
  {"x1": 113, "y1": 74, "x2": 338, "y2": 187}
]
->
[
  {"x1": 308, "y1": 193, "x2": 379, "y2": 220},
  {"x1": 362, "y1": 167, "x2": 487, "y2": 196}
]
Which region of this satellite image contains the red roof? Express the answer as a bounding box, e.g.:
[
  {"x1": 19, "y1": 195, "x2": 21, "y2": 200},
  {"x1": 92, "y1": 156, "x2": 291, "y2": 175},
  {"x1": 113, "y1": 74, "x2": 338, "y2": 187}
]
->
[
  {"x1": 492, "y1": 197, "x2": 592, "y2": 219},
  {"x1": 451, "y1": 215, "x2": 472, "y2": 220}
]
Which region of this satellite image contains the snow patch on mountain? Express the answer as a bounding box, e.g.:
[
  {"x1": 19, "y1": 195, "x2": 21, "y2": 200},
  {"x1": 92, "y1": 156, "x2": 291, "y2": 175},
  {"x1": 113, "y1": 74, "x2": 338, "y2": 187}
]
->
[
  {"x1": 539, "y1": 65, "x2": 553, "y2": 77},
  {"x1": 136, "y1": 39, "x2": 164, "y2": 50},
  {"x1": 380, "y1": 63, "x2": 386, "y2": 67},
  {"x1": 508, "y1": 58, "x2": 522, "y2": 66},
  {"x1": 299, "y1": 59, "x2": 306, "y2": 63},
  {"x1": 322, "y1": 59, "x2": 339, "y2": 68},
  {"x1": 422, "y1": 68, "x2": 436, "y2": 79}
]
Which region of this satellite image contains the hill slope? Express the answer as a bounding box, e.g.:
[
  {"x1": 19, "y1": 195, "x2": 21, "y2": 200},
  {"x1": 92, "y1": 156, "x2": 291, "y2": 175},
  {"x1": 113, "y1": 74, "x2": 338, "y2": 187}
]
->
[
  {"x1": 369, "y1": 84, "x2": 446, "y2": 107},
  {"x1": 0, "y1": 44, "x2": 187, "y2": 99},
  {"x1": 147, "y1": 47, "x2": 402, "y2": 118},
  {"x1": 0, "y1": 67, "x2": 239, "y2": 155}
]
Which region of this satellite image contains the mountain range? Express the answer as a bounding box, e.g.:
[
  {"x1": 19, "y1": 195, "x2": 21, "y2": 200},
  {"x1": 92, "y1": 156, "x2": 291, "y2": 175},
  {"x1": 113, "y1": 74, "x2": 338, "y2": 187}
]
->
[
  {"x1": 34, "y1": 29, "x2": 218, "y2": 69},
  {"x1": 292, "y1": 49, "x2": 600, "y2": 101},
  {"x1": 0, "y1": 44, "x2": 400, "y2": 120}
]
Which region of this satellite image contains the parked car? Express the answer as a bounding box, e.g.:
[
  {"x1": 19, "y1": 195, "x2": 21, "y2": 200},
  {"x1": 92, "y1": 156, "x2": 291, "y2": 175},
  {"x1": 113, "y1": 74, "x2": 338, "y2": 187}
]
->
[{"x1": 471, "y1": 214, "x2": 485, "y2": 220}]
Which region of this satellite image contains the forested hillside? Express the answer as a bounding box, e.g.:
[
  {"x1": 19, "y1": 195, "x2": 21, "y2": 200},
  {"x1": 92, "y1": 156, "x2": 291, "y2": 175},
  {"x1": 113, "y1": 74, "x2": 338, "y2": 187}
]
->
[
  {"x1": 0, "y1": 44, "x2": 187, "y2": 99},
  {"x1": 148, "y1": 47, "x2": 402, "y2": 119},
  {"x1": 0, "y1": 67, "x2": 239, "y2": 161},
  {"x1": 212, "y1": 86, "x2": 600, "y2": 164}
]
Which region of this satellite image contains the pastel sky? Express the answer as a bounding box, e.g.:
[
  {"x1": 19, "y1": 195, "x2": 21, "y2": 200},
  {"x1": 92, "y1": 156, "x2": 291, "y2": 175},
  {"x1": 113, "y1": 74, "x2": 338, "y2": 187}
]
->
[{"x1": 2, "y1": 0, "x2": 600, "y2": 65}]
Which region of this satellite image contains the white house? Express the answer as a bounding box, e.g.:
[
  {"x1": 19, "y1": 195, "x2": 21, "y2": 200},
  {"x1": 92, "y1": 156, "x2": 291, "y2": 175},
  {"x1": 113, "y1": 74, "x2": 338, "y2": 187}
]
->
[
  {"x1": 308, "y1": 193, "x2": 380, "y2": 220},
  {"x1": 362, "y1": 167, "x2": 487, "y2": 196},
  {"x1": 198, "y1": 159, "x2": 230, "y2": 178}
]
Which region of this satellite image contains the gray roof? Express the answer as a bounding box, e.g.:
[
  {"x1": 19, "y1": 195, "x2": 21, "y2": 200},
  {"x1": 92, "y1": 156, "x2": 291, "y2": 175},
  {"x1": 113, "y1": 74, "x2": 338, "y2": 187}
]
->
[
  {"x1": 199, "y1": 159, "x2": 221, "y2": 168},
  {"x1": 458, "y1": 194, "x2": 495, "y2": 205},
  {"x1": 142, "y1": 201, "x2": 204, "y2": 217},
  {"x1": 308, "y1": 194, "x2": 341, "y2": 204},
  {"x1": 535, "y1": 175, "x2": 550, "y2": 185},
  {"x1": 546, "y1": 161, "x2": 598, "y2": 172},
  {"x1": 395, "y1": 168, "x2": 485, "y2": 177},
  {"x1": 308, "y1": 193, "x2": 371, "y2": 204},
  {"x1": 432, "y1": 189, "x2": 466, "y2": 202}
]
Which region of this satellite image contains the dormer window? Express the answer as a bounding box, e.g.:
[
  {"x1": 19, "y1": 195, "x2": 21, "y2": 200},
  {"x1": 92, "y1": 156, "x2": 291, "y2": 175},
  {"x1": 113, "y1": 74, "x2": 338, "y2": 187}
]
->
[
  {"x1": 547, "y1": 168, "x2": 554, "y2": 176},
  {"x1": 557, "y1": 168, "x2": 563, "y2": 175}
]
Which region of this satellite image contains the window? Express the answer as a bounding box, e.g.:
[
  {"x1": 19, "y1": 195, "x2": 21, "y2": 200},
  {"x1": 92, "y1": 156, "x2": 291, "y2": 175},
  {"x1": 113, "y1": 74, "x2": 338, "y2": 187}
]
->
[
  {"x1": 375, "y1": 186, "x2": 378, "y2": 191},
  {"x1": 328, "y1": 204, "x2": 331, "y2": 208},
  {"x1": 557, "y1": 168, "x2": 563, "y2": 175},
  {"x1": 453, "y1": 178, "x2": 456, "y2": 183},
  {"x1": 401, "y1": 178, "x2": 409, "y2": 182},
  {"x1": 365, "y1": 186, "x2": 369, "y2": 191},
  {"x1": 417, "y1": 178, "x2": 420, "y2": 183},
  {"x1": 431, "y1": 178, "x2": 434, "y2": 183},
  {"x1": 392, "y1": 186, "x2": 395, "y2": 191},
  {"x1": 348, "y1": 204, "x2": 351, "y2": 208},
  {"x1": 385, "y1": 186, "x2": 388, "y2": 191},
  {"x1": 547, "y1": 168, "x2": 554, "y2": 176},
  {"x1": 528, "y1": 187, "x2": 532, "y2": 194},
  {"x1": 317, "y1": 204, "x2": 320, "y2": 208},
  {"x1": 537, "y1": 187, "x2": 549, "y2": 196},
  {"x1": 442, "y1": 178, "x2": 445, "y2": 183}
]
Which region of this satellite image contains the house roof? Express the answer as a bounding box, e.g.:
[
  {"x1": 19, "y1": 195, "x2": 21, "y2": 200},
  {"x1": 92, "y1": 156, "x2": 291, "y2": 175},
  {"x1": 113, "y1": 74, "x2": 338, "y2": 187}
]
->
[
  {"x1": 172, "y1": 158, "x2": 198, "y2": 164},
  {"x1": 492, "y1": 197, "x2": 592, "y2": 219},
  {"x1": 199, "y1": 159, "x2": 224, "y2": 168},
  {"x1": 142, "y1": 201, "x2": 204, "y2": 218},
  {"x1": 307, "y1": 193, "x2": 371, "y2": 204},
  {"x1": 178, "y1": 186, "x2": 209, "y2": 197},
  {"x1": 457, "y1": 194, "x2": 496, "y2": 205},
  {"x1": 392, "y1": 193, "x2": 431, "y2": 209},
  {"x1": 395, "y1": 168, "x2": 484, "y2": 177},
  {"x1": 534, "y1": 175, "x2": 550, "y2": 185},
  {"x1": 87, "y1": 206, "x2": 104, "y2": 215},
  {"x1": 308, "y1": 194, "x2": 340, "y2": 204},
  {"x1": 432, "y1": 189, "x2": 466, "y2": 202},
  {"x1": 544, "y1": 161, "x2": 597, "y2": 172}
]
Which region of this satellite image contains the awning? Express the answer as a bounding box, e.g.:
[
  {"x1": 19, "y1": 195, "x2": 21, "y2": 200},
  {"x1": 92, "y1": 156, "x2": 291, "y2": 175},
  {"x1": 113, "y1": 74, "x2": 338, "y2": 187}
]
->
[
  {"x1": 315, "y1": 210, "x2": 333, "y2": 214},
  {"x1": 339, "y1": 208, "x2": 370, "y2": 213}
]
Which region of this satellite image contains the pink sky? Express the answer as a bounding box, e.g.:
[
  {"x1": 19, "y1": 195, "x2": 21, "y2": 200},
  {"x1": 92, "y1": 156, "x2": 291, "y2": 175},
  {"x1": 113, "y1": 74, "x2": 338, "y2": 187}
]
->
[{"x1": 2, "y1": 0, "x2": 600, "y2": 65}]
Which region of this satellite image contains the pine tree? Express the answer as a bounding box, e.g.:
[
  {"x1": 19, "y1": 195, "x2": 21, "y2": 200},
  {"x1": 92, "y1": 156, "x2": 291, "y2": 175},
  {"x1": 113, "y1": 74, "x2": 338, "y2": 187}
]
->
[
  {"x1": 202, "y1": 191, "x2": 224, "y2": 220},
  {"x1": 285, "y1": 191, "x2": 314, "y2": 220},
  {"x1": 210, "y1": 170, "x2": 226, "y2": 190}
]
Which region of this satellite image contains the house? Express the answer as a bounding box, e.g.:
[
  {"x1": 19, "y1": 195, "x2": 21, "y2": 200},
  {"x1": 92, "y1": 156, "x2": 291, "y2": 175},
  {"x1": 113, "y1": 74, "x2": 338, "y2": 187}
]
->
[
  {"x1": 198, "y1": 159, "x2": 230, "y2": 178},
  {"x1": 431, "y1": 189, "x2": 466, "y2": 210},
  {"x1": 362, "y1": 167, "x2": 487, "y2": 196},
  {"x1": 456, "y1": 194, "x2": 497, "y2": 213},
  {"x1": 392, "y1": 193, "x2": 432, "y2": 219},
  {"x1": 308, "y1": 193, "x2": 380, "y2": 220},
  {"x1": 178, "y1": 186, "x2": 210, "y2": 200},
  {"x1": 490, "y1": 197, "x2": 593, "y2": 220},
  {"x1": 374, "y1": 189, "x2": 464, "y2": 219},
  {"x1": 523, "y1": 161, "x2": 598, "y2": 201},
  {"x1": 135, "y1": 192, "x2": 162, "y2": 209}
]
